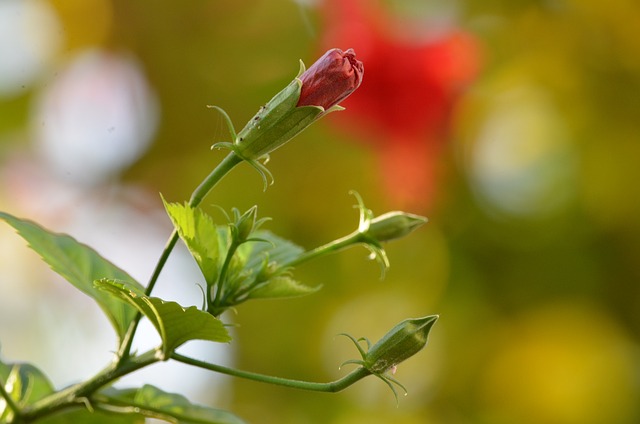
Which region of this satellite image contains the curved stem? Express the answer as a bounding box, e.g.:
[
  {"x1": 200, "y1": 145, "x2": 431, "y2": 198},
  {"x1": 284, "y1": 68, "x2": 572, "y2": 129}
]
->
[
  {"x1": 171, "y1": 352, "x2": 370, "y2": 393},
  {"x1": 118, "y1": 152, "x2": 243, "y2": 360},
  {"x1": 188, "y1": 152, "x2": 243, "y2": 207},
  {"x1": 0, "y1": 376, "x2": 22, "y2": 421}
]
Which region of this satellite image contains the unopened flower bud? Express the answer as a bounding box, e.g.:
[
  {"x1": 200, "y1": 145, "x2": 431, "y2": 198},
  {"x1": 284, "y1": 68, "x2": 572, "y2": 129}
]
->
[
  {"x1": 234, "y1": 48, "x2": 363, "y2": 160},
  {"x1": 234, "y1": 206, "x2": 258, "y2": 242},
  {"x1": 365, "y1": 315, "x2": 438, "y2": 374},
  {"x1": 297, "y1": 48, "x2": 364, "y2": 109},
  {"x1": 365, "y1": 211, "x2": 428, "y2": 242}
]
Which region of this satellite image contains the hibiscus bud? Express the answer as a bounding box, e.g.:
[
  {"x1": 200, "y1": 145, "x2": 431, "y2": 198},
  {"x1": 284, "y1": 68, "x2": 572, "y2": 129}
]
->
[
  {"x1": 365, "y1": 315, "x2": 438, "y2": 374},
  {"x1": 234, "y1": 48, "x2": 363, "y2": 160},
  {"x1": 365, "y1": 211, "x2": 428, "y2": 242},
  {"x1": 297, "y1": 48, "x2": 364, "y2": 109},
  {"x1": 233, "y1": 206, "x2": 258, "y2": 242}
]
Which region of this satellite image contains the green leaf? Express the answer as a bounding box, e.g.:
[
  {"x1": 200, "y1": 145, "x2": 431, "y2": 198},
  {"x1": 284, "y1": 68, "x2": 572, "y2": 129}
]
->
[
  {"x1": 98, "y1": 385, "x2": 245, "y2": 424},
  {"x1": 159, "y1": 199, "x2": 317, "y2": 306},
  {"x1": 40, "y1": 408, "x2": 143, "y2": 424},
  {"x1": 162, "y1": 198, "x2": 225, "y2": 285},
  {"x1": 244, "y1": 230, "x2": 304, "y2": 270},
  {"x1": 96, "y1": 280, "x2": 231, "y2": 357},
  {"x1": 247, "y1": 275, "x2": 320, "y2": 299},
  {"x1": 240, "y1": 231, "x2": 318, "y2": 299},
  {"x1": 1, "y1": 357, "x2": 55, "y2": 421},
  {"x1": 0, "y1": 212, "x2": 144, "y2": 344}
]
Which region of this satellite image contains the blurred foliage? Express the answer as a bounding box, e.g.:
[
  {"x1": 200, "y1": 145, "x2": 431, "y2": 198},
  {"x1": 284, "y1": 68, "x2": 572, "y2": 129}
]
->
[{"x1": 1, "y1": 0, "x2": 640, "y2": 423}]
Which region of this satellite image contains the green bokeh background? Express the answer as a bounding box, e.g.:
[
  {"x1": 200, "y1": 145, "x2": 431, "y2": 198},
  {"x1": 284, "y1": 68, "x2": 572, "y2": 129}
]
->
[{"x1": 2, "y1": 1, "x2": 640, "y2": 423}]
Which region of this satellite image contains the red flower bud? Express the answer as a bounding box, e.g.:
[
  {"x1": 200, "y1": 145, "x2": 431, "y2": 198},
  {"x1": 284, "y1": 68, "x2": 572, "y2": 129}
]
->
[{"x1": 297, "y1": 48, "x2": 364, "y2": 109}]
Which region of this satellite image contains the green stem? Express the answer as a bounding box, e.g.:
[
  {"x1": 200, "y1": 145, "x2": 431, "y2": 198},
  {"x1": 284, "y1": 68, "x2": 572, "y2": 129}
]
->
[
  {"x1": 0, "y1": 376, "x2": 22, "y2": 421},
  {"x1": 227, "y1": 231, "x2": 365, "y2": 307},
  {"x1": 188, "y1": 152, "x2": 244, "y2": 208},
  {"x1": 118, "y1": 152, "x2": 243, "y2": 360},
  {"x1": 171, "y1": 352, "x2": 370, "y2": 393},
  {"x1": 18, "y1": 350, "x2": 160, "y2": 423},
  {"x1": 282, "y1": 231, "x2": 364, "y2": 269},
  {"x1": 211, "y1": 239, "x2": 240, "y2": 309}
]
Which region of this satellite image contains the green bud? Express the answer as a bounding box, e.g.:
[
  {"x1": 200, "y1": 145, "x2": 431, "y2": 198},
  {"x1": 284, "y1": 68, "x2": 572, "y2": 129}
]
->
[
  {"x1": 230, "y1": 206, "x2": 270, "y2": 243},
  {"x1": 252, "y1": 257, "x2": 270, "y2": 283},
  {"x1": 365, "y1": 211, "x2": 428, "y2": 243},
  {"x1": 234, "y1": 76, "x2": 325, "y2": 160},
  {"x1": 233, "y1": 48, "x2": 364, "y2": 161},
  {"x1": 365, "y1": 315, "x2": 438, "y2": 374},
  {"x1": 234, "y1": 206, "x2": 258, "y2": 242}
]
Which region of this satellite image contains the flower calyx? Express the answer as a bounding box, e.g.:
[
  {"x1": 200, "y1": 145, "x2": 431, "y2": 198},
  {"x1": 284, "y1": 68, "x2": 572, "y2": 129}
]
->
[
  {"x1": 350, "y1": 191, "x2": 428, "y2": 277},
  {"x1": 229, "y1": 206, "x2": 270, "y2": 244},
  {"x1": 211, "y1": 48, "x2": 363, "y2": 189},
  {"x1": 340, "y1": 315, "x2": 438, "y2": 403}
]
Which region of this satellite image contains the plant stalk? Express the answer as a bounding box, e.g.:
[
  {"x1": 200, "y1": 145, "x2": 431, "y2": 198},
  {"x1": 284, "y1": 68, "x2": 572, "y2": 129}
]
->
[
  {"x1": 171, "y1": 352, "x2": 371, "y2": 392},
  {"x1": 118, "y1": 152, "x2": 243, "y2": 360},
  {"x1": 211, "y1": 238, "x2": 240, "y2": 310},
  {"x1": 282, "y1": 231, "x2": 364, "y2": 269},
  {"x1": 0, "y1": 376, "x2": 22, "y2": 421},
  {"x1": 17, "y1": 350, "x2": 159, "y2": 423}
]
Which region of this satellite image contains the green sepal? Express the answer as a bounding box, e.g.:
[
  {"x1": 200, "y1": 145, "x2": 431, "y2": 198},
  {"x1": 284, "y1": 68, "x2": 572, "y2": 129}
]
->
[
  {"x1": 350, "y1": 192, "x2": 391, "y2": 277},
  {"x1": 234, "y1": 78, "x2": 323, "y2": 160},
  {"x1": 348, "y1": 191, "x2": 427, "y2": 278},
  {"x1": 207, "y1": 105, "x2": 237, "y2": 142},
  {"x1": 367, "y1": 211, "x2": 428, "y2": 242},
  {"x1": 296, "y1": 59, "x2": 306, "y2": 78},
  {"x1": 212, "y1": 142, "x2": 274, "y2": 190},
  {"x1": 340, "y1": 316, "x2": 438, "y2": 403},
  {"x1": 364, "y1": 315, "x2": 438, "y2": 374}
]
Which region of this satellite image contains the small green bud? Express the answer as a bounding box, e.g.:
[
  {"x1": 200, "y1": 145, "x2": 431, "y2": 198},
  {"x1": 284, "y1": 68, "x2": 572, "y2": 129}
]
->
[
  {"x1": 255, "y1": 256, "x2": 278, "y2": 282},
  {"x1": 234, "y1": 206, "x2": 258, "y2": 242},
  {"x1": 229, "y1": 205, "x2": 270, "y2": 244},
  {"x1": 365, "y1": 315, "x2": 438, "y2": 374},
  {"x1": 365, "y1": 211, "x2": 428, "y2": 242}
]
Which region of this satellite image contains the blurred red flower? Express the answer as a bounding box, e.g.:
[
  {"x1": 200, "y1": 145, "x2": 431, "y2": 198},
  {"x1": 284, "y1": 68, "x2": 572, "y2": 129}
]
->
[{"x1": 321, "y1": 0, "x2": 481, "y2": 210}]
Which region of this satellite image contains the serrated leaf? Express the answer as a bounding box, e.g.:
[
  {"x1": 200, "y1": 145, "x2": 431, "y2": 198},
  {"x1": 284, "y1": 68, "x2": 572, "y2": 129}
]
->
[
  {"x1": 247, "y1": 275, "x2": 320, "y2": 299},
  {"x1": 96, "y1": 280, "x2": 231, "y2": 356},
  {"x1": 243, "y1": 230, "x2": 304, "y2": 270},
  {"x1": 0, "y1": 212, "x2": 143, "y2": 344},
  {"x1": 162, "y1": 198, "x2": 225, "y2": 285},
  {"x1": 240, "y1": 231, "x2": 318, "y2": 300},
  {"x1": 99, "y1": 385, "x2": 245, "y2": 424}
]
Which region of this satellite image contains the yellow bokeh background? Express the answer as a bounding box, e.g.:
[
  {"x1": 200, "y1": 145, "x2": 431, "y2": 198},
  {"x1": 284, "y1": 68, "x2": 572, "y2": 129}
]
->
[{"x1": 1, "y1": 1, "x2": 639, "y2": 423}]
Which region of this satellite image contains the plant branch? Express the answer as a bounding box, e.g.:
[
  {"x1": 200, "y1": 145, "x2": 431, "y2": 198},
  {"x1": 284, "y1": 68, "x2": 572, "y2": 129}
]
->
[
  {"x1": 188, "y1": 151, "x2": 244, "y2": 207},
  {"x1": 211, "y1": 239, "x2": 240, "y2": 310},
  {"x1": 0, "y1": 375, "x2": 22, "y2": 421},
  {"x1": 18, "y1": 350, "x2": 160, "y2": 423},
  {"x1": 171, "y1": 352, "x2": 371, "y2": 393},
  {"x1": 282, "y1": 231, "x2": 363, "y2": 269},
  {"x1": 118, "y1": 152, "x2": 243, "y2": 360}
]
